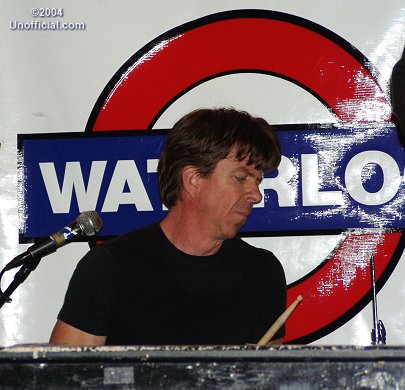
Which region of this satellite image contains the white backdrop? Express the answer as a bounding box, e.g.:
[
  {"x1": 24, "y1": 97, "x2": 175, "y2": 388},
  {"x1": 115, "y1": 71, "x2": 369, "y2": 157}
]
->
[{"x1": 0, "y1": 0, "x2": 404, "y2": 346}]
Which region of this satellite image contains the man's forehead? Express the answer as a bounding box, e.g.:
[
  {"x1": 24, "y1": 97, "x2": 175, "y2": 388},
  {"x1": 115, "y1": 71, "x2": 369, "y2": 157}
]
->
[
  {"x1": 225, "y1": 151, "x2": 263, "y2": 175},
  {"x1": 225, "y1": 147, "x2": 248, "y2": 161}
]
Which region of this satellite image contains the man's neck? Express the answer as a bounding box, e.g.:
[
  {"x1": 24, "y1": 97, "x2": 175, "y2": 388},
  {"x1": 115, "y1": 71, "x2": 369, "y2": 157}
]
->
[{"x1": 160, "y1": 208, "x2": 223, "y2": 256}]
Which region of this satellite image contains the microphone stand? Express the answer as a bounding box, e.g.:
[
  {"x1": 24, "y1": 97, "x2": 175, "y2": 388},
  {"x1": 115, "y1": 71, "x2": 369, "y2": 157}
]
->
[
  {"x1": 0, "y1": 211, "x2": 103, "y2": 310},
  {"x1": 370, "y1": 255, "x2": 386, "y2": 345},
  {"x1": 0, "y1": 253, "x2": 42, "y2": 310}
]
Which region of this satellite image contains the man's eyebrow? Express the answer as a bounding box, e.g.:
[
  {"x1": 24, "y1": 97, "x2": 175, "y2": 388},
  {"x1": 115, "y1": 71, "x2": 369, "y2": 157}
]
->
[{"x1": 235, "y1": 166, "x2": 263, "y2": 182}]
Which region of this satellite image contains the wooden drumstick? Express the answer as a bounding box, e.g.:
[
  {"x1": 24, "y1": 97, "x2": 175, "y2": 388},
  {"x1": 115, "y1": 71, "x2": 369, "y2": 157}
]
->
[{"x1": 257, "y1": 295, "x2": 303, "y2": 346}]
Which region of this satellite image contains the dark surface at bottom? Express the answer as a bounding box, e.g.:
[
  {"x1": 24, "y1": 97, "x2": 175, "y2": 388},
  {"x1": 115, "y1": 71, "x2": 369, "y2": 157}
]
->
[{"x1": 1, "y1": 345, "x2": 405, "y2": 389}]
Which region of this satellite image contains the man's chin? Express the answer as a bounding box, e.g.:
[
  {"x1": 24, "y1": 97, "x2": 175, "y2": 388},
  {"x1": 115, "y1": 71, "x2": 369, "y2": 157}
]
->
[{"x1": 229, "y1": 220, "x2": 247, "y2": 237}]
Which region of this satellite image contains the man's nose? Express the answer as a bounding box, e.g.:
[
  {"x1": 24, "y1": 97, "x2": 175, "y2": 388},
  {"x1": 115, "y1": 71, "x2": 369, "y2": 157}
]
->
[{"x1": 246, "y1": 182, "x2": 263, "y2": 204}]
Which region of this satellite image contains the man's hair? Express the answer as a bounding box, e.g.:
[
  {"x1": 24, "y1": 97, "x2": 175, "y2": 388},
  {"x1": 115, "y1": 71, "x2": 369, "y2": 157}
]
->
[{"x1": 157, "y1": 107, "x2": 281, "y2": 208}]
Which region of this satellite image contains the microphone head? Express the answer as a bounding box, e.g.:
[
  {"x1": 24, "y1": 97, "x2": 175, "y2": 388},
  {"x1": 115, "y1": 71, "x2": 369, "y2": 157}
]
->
[{"x1": 76, "y1": 211, "x2": 103, "y2": 236}]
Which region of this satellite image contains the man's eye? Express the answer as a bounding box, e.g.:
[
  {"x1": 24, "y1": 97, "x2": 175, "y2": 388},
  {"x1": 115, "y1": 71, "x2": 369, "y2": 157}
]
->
[{"x1": 235, "y1": 176, "x2": 246, "y2": 182}]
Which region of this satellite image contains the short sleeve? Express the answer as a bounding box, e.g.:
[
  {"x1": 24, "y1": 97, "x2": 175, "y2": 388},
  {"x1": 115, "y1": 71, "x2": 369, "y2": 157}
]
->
[{"x1": 57, "y1": 244, "x2": 118, "y2": 336}]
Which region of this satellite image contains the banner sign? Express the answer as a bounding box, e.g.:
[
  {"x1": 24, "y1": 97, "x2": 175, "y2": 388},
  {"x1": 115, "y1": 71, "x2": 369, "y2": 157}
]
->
[
  {"x1": 8, "y1": 6, "x2": 404, "y2": 345},
  {"x1": 19, "y1": 125, "x2": 404, "y2": 239}
]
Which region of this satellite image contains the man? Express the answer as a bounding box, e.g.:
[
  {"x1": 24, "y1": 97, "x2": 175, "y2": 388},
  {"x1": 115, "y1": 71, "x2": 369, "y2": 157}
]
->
[{"x1": 50, "y1": 108, "x2": 287, "y2": 346}]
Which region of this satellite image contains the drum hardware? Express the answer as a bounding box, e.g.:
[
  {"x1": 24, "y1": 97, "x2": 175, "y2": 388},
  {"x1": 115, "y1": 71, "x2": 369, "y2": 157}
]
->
[{"x1": 370, "y1": 255, "x2": 386, "y2": 345}]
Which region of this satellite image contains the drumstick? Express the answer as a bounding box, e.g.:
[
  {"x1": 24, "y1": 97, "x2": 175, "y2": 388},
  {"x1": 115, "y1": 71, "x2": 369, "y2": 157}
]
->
[{"x1": 257, "y1": 295, "x2": 303, "y2": 346}]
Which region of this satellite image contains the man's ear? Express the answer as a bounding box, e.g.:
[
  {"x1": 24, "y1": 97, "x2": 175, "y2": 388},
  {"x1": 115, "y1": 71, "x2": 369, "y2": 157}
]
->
[{"x1": 182, "y1": 166, "x2": 200, "y2": 199}]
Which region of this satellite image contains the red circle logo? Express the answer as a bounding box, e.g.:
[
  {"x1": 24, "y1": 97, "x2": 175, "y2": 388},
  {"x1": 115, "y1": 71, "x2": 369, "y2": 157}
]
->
[{"x1": 86, "y1": 10, "x2": 403, "y2": 343}]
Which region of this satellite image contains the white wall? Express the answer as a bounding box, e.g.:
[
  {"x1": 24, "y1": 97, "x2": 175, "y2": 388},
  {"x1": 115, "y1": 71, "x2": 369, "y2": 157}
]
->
[{"x1": 0, "y1": 0, "x2": 404, "y2": 346}]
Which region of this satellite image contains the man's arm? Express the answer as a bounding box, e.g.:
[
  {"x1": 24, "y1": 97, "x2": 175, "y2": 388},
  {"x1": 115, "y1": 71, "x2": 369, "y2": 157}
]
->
[{"x1": 49, "y1": 320, "x2": 106, "y2": 346}]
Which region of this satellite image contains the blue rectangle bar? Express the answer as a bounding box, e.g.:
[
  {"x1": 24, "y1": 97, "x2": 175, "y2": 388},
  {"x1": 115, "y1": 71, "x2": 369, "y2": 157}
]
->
[{"x1": 18, "y1": 126, "x2": 405, "y2": 240}]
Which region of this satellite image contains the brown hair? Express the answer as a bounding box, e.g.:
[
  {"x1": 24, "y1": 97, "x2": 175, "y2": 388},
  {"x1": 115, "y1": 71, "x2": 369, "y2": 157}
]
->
[{"x1": 157, "y1": 108, "x2": 281, "y2": 208}]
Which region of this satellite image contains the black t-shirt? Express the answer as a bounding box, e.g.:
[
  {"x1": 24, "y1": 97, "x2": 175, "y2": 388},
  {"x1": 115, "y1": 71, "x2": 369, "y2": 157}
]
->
[{"x1": 58, "y1": 223, "x2": 287, "y2": 345}]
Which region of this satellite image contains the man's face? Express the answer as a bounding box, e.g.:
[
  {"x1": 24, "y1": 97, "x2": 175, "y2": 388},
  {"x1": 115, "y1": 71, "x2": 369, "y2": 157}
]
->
[{"x1": 194, "y1": 149, "x2": 263, "y2": 241}]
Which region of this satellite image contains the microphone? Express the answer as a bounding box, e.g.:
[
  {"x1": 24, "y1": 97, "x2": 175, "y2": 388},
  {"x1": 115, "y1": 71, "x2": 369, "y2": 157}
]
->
[{"x1": 5, "y1": 211, "x2": 103, "y2": 271}]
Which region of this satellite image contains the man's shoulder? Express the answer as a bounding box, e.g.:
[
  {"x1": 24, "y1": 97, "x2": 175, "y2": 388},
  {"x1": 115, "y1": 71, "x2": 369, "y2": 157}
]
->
[
  {"x1": 83, "y1": 222, "x2": 161, "y2": 265},
  {"x1": 102, "y1": 222, "x2": 161, "y2": 249},
  {"x1": 228, "y1": 236, "x2": 283, "y2": 269}
]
